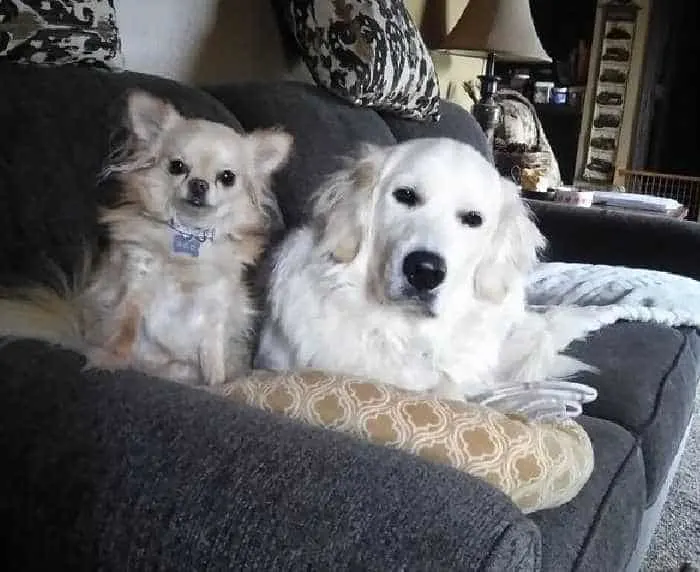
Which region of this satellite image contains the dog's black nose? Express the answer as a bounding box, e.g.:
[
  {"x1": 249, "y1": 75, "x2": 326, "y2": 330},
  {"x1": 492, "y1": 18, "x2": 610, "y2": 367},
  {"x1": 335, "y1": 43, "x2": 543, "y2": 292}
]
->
[
  {"x1": 187, "y1": 178, "x2": 209, "y2": 206},
  {"x1": 403, "y1": 250, "x2": 446, "y2": 292}
]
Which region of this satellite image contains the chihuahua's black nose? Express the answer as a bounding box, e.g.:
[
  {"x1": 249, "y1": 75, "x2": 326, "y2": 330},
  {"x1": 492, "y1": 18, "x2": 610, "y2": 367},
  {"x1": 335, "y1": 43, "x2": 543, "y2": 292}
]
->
[
  {"x1": 187, "y1": 178, "x2": 209, "y2": 206},
  {"x1": 403, "y1": 250, "x2": 446, "y2": 292}
]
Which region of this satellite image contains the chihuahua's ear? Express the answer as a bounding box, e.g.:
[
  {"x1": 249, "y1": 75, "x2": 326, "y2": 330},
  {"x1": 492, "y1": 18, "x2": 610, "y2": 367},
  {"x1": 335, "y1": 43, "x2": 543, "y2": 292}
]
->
[
  {"x1": 244, "y1": 129, "x2": 293, "y2": 232},
  {"x1": 126, "y1": 90, "x2": 181, "y2": 147},
  {"x1": 312, "y1": 144, "x2": 385, "y2": 263},
  {"x1": 249, "y1": 128, "x2": 294, "y2": 178},
  {"x1": 473, "y1": 177, "x2": 546, "y2": 303}
]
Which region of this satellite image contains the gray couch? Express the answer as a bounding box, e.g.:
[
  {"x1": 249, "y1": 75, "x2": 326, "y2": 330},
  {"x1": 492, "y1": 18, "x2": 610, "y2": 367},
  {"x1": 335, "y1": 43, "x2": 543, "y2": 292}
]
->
[{"x1": 0, "y1": 62, "x2": 698, "y2": 571}]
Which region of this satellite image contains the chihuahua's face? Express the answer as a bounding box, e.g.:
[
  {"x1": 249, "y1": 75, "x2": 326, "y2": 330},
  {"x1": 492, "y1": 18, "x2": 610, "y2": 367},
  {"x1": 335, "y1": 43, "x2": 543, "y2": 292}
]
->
[{"x1": 117, "y1": 91, "x2": 293, "y2": 235}]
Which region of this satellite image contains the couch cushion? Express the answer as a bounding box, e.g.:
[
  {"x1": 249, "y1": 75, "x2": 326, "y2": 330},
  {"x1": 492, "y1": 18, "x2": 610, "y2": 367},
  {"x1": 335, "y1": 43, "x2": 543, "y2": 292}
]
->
[
  {"x1": 223, "y1": 369, "x2": 595, "y2": 515},
  {"x1": 566, "y1": 322, "x2": 700, "y2": 504},
  {"x1": 531, "y1": 416, "x2": 645, "y2": 571},
  {"x1": 381, "y1": 99, "x2": 493, "y2": 163},
  {"x1": 0, "y1": 0, "x2": 122, "y2": 69},
  {"x1": 275, "y1": 0, "x2": 441, "y2": 121}
]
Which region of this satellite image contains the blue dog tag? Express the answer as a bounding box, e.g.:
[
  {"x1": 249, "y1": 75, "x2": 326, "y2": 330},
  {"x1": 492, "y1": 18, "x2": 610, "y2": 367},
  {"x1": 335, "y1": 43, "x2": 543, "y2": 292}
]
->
[
  {"x1": 172, "y1": 233, "x2": 202, "y2": 257},
  {"x1": 169, "y1": 217, "x2": 216, "y2": 258}
]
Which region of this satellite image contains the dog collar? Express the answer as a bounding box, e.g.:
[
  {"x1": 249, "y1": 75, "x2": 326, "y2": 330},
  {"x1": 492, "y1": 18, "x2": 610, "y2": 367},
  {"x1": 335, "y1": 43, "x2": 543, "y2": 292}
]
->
[{"x1": 168, "y1": 217, "x2": 216, "y2": 257}]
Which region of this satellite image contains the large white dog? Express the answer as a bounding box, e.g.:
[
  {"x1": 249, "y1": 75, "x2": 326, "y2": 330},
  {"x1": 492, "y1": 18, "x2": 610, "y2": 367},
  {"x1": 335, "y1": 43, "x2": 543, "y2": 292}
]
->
[{"x1": 255, "y1": 138, "x2": 589, "y2": 400}]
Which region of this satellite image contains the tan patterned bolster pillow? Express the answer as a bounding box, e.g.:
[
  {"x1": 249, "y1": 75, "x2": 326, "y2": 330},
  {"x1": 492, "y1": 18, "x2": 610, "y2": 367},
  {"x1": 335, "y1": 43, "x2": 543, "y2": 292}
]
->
[{"x1": 217, "y1": 369, "x2": 594, "y2": 514}]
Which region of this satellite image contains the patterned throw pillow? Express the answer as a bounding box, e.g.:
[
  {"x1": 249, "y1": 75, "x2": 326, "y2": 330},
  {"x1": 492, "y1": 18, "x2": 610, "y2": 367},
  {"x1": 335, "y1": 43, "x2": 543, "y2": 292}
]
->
[
  {"x1": 0, "y1": 0, "x2": 122, "y2": 69},
  {"x1": 219, "y1": 370, "x2": 595, "y2": 514},
  {"x1": 280, "y1": 0, "x2": 441, "y2": 121}
]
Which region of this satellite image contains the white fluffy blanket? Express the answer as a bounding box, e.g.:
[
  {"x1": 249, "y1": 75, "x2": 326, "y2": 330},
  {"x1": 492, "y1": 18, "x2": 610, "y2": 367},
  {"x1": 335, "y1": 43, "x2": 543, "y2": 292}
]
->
[{"x1": 526, "y1": 263, "x2": 700, "y2": 333}]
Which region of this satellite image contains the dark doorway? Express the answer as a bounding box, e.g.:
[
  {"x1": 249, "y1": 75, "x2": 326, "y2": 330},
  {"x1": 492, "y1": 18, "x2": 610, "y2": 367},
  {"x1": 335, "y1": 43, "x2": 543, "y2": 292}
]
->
[{"x1": 640, "y1": 0, "x2": 700, "y2": 176}]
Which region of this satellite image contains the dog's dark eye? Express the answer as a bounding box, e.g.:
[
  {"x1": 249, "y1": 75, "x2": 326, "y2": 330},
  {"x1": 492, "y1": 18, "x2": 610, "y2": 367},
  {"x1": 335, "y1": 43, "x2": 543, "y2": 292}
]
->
[
  {"x1": 393, "y1": 187, "x2": 420, "y2": 207},
  {"x1": 168, "y1": 159, "x2": 188, "y2": 176},
  {"x1": 218, "y1": 170, "x2": 236, "y2": 187},
  {"x1": 459, "y1": 210, "x2": 483, "y2": 228}
]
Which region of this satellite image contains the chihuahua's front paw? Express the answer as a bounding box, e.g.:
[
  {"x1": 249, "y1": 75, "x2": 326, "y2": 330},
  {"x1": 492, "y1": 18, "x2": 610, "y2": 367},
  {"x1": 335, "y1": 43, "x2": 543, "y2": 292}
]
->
[
  {"x1": 201, "y1": 357, "x2": 227, "y2": 386},
  {"x1": 198, "y1": 322, "x2": 236, "y2": 386},
  {"x1": 84, "y1": 347, "x2": 132, "y2": 372},
  {"x1": 105, "y1": 303, "x2": 140, "y2": 361},
  {"x1": 199, "y1": 343, "x2": 227, "y2": 386}
]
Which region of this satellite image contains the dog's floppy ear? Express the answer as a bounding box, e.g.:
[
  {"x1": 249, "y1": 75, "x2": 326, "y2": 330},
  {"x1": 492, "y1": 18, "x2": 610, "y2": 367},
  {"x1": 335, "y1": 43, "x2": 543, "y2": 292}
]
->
[
  {"x1": 126, "y1": 90, "x2": 181, "y2": 147},
  {"x1": 473, "y1": 177, "x2": 546, "y2": 302},
  {"x1": 312, "y1": 144, "x2": 384, "y2": 263}
]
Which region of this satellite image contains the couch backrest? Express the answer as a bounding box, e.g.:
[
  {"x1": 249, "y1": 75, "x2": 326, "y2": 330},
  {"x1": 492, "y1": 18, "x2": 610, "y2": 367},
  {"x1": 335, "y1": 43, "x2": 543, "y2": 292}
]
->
[
  {"x1": 0, "y1": 63, "x2": 488, "y2": 285},
  {"x1": 205, "y1": 82, "x2": 491, "y2": 229}
]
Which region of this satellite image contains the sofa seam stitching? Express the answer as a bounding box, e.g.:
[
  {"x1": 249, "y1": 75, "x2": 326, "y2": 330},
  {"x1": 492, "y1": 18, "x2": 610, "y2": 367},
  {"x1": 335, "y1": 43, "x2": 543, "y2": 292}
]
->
[
  {"x1": 571, "y1": 437, "x2": 642, "y2": 571},
  {"x1": 481, "y1": 521, "x2": 541, "y2": 571},
  {"x1": 637, "y1": 328, "x2": 693, "y2": 435}
]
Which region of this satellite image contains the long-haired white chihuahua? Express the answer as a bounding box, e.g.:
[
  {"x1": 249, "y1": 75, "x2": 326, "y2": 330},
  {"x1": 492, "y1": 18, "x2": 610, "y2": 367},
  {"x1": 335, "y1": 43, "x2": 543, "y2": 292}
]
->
[
  {"x1": 0, "y1": 90, "x2": 292, "y2": 386},
  {"x1": 255, "y1": 138, "x2": 590, "y2": 400}
]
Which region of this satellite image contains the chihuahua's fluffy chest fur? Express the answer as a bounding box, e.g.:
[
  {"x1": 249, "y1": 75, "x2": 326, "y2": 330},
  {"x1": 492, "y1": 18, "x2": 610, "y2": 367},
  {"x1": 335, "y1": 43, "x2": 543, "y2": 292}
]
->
[{"x1": 82, "y1": 210, "x2": 255, "y2": 384}]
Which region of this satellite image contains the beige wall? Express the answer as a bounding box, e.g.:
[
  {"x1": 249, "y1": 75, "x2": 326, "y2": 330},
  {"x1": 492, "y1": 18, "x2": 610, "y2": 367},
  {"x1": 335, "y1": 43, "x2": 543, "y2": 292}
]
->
[
  {"x1": 574, "y1": 0, "x2": 651, "y2": 185},
  {"x1": 117, "y1": 0, "x2": 485, "y2": 109},
  {"x1": 117, "y1": 0, "x2": 303, "y2": 84}
]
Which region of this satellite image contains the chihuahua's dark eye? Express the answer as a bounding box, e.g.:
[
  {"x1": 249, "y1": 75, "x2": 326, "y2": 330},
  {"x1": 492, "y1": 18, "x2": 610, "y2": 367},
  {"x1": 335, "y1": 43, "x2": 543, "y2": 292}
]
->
[
  {"x1": 459, "y1": 210, "x2": 483, "y2": 228},
  {"x1": 218, "y1": 170, "x2": 236, "y2": 187},
  {"x1": 168, "y1": 159, "x2": 187, "y2": 176},
  {"x1": 392, "y1": 187, "x2": 420, "y2": 207}
]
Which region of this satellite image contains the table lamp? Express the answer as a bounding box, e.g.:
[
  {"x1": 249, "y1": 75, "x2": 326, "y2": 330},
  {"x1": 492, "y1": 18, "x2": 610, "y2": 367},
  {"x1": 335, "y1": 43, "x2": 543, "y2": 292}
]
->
[{"x1": 438, "y1": 0, "x2": 552, "y2": 145}]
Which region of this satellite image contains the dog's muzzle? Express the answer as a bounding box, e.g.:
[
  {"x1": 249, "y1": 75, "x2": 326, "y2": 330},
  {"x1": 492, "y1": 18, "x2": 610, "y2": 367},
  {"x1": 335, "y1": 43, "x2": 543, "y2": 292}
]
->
[
  {"x1": 402, "y1": 250, "x2": 446, "y2": 292},
  {"x1": 186, "y1": 178, "x2": 209, "y2": 207}
]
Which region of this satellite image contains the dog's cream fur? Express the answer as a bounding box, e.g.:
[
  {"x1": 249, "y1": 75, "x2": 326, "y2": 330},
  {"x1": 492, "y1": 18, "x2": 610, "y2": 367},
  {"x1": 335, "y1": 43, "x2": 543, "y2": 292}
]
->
[
  {"x1": 255, "y1": 138, "x2": 589, "y2": 399},
  {"x1": 0, "y1": 91, "x2": 292, "y2": 386}
]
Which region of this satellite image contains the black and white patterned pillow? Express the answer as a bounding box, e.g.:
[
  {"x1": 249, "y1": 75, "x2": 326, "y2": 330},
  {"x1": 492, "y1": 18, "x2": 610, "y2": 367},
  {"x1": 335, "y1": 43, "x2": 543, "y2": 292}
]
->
[
  {"x1": 0, "y1": 0, "x2": 122, "y2": 69},
  {"x1": 280, "y1": 0, "x2": 440, "y2": 121}
]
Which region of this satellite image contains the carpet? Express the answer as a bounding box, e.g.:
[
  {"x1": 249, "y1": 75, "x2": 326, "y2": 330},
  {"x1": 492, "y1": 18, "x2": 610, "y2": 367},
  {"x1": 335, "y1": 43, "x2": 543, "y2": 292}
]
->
[{"x1": 642, "y1": 389, "x2": 700, "y2": 571}]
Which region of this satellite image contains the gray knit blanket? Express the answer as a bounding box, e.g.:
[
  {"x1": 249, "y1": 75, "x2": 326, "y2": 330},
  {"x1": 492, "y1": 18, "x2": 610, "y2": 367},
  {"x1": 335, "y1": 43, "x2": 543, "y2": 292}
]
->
[{"x1": 526, "y1": 263, "x2": 700, "y2": 333}]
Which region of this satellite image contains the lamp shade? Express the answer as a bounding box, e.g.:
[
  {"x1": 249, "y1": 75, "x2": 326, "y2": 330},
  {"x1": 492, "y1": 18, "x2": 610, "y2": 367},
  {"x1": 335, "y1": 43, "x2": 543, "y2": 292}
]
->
[{"x1": 440, "y1": 0, "x2": 552, "y2": 62}]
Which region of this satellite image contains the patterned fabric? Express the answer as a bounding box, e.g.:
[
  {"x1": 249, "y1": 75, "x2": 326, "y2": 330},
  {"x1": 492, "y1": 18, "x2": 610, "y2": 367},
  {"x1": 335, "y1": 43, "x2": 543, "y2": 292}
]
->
[
  {"x1": 219, "y1": 369, "x2": 595, "y2": 514},
  {"x1": 495, "y1": 92, "x2": 541, "y2": 149},
  {"x1": 0, "y1": 0, "x2": 122, "y2": 69},
  {"x1": 493, "y1": 89, "x2": 562, "y2": 191},
  {"x1": 281, "y1": 0, "x2": 440, "y2": 121}
]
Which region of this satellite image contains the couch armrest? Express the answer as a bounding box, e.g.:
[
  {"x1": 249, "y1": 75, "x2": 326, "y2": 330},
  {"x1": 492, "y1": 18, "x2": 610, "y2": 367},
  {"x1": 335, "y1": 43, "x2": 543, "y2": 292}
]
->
[
  {"x1": 528, "y1": 199, "x2": 700, "y2": 280},
  {"x1": 0, "y1": 341, "x2": 541, "y2": 571}
]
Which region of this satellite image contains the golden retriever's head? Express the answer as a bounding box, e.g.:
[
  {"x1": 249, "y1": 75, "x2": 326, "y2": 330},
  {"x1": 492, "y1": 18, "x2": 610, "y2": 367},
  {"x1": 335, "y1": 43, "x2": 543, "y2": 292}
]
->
[
  {"x1": 311, "y1": 138, "x2": 545, "y2": 316},
  {"x1": 108, "y1": 91, "x2": 292, "y2": 238}
]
